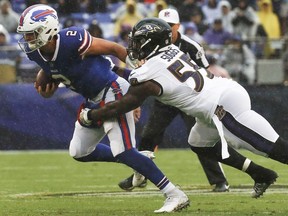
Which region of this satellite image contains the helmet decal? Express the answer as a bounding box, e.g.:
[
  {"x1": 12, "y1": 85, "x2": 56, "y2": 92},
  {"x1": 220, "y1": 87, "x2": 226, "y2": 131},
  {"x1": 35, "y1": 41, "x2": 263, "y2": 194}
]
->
[
  {"x1": 17, "y1": 4, "x2": 60, "y2": 53},
  {"x1": 19, "y1": 4, "x2": 39, "y2": 26},
  {"x1": 127, "y1": 18, "x2": 172, "y2": 61},
  {"x1": 31, "y1": 9, "x2": 57, "y2": 22}
]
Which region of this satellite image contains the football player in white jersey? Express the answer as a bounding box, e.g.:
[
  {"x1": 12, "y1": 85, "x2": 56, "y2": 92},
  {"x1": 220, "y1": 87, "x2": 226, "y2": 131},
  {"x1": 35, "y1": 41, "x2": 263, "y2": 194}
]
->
[
  {"x1": 17, "y1": 5, "x2": 190, "y2": 213},
  {"x1": 80, "y1": 18, "x2": 288, "y2": 199},
  {"x1": 118, "y1": 8, "x2": 230, "y2": 193}
]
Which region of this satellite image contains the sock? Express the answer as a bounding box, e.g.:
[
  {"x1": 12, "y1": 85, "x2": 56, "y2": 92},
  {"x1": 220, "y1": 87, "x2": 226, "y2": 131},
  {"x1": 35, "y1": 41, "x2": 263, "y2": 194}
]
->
[
  {"x1": 160, "y1": 182, "x2": 176, "y2": 195},
  {"x1": 269, "y1": 137, "x2": 288, "y2": 164},
  {"x1": 191, "y1": 142, "x2": 246, "y2": 170},
  {"x1": 115, "y1": 148, "x2": 170, "y2": 188},
  {"x1": 74, "y1": 143, "x2": 116, "y2": 162}
]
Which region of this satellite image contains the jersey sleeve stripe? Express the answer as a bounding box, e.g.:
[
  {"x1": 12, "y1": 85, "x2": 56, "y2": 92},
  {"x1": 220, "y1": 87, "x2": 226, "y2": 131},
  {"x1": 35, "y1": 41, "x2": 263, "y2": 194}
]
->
[{"x1": 78, "y1": 30, "x2": 92, "y2": 55}]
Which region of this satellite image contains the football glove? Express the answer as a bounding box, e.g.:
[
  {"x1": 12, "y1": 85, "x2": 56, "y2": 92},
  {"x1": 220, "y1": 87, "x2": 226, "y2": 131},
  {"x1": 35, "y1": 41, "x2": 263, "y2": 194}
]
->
[
  {"x1": 79, "y1": 108, "x2": 92, "y2": 127},
  {"x1": 125, "y1": 56, "x2": 140, "y2": 69}
]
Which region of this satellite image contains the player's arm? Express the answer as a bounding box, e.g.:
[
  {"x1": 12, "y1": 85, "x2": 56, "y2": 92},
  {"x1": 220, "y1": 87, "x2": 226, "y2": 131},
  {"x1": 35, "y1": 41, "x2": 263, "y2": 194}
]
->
[
  {"x1": 86, "y1": 81, "x2": 161, "y2": 122},
  {"x1": 85, "y1": 37, "x2": 127, "y2": 63}
]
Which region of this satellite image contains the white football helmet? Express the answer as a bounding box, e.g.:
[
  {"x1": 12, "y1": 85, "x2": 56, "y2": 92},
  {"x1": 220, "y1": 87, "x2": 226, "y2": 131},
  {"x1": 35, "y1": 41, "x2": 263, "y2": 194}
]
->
[{"x1": 17, "y1": 4, "x2": 59, "y2": 53}]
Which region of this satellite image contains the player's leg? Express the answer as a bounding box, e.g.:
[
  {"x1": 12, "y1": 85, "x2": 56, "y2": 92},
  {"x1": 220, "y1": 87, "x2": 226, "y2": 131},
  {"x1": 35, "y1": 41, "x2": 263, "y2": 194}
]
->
[
  {"x1": 196, "y1": 155, "x2": 229, "y2": 192},
  {"x1": 189, "y1": 120, "x2": 278, "y2": 198},
  {"x1": 119, "y1": 99, "x2": 180, "y2": 190},
  {"x1": 218, "y1": 84, "x2": 288, "y2": 164},
  {"x1": 106, "y1": 77, "x2": 189, "y2": 212},
  {"x1": 138, "y1": 99, "x2": 180, "y2": 151},
  {"x1": 69, "y1": 120, "x2": 116, "y2": 162},
  {"x1": 191, "y1": 143, "x2": 278, "y2": 198},
  {"x1": 182, "y1": 112, "x2": 229, "y2": 192}
]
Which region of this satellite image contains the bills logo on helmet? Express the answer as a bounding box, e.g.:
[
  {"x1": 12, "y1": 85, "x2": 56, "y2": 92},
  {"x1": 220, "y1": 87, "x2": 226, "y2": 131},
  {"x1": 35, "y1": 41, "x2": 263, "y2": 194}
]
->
[
  {"x1": 19, "y1": 5, "x2": 57, "y2": 27},
  {"x1": 31, "y1": 9, "x2": 57, "y2": 22}
]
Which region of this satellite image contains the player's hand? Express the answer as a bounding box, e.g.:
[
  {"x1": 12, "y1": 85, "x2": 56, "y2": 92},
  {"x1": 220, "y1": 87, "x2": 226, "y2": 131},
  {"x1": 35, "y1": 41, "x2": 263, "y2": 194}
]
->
[
  {"x1": 79, "y1": 108, "x2": 93, "y2": 127},
  {"x1": 34, "y1": 82, "x2": 58, "y2": 98},
  {"x1": 126, "y1": 56, "x2": 140, "y2": 69},
  {"x1": 133, "y1": 107, "x2": 141, "y2": 123}
]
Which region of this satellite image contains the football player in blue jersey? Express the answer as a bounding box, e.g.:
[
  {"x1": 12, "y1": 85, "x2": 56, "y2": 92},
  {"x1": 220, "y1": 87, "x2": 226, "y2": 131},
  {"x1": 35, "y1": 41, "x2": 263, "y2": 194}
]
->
[{"x1": 17, "y1": 4, "x2": 189, "y2": 213}]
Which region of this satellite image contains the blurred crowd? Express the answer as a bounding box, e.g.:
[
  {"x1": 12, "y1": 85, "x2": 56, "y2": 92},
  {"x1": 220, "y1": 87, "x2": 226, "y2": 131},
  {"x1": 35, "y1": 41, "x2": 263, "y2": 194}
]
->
[{"x1": 1, "y1": 0, "x2": 288, "y2": 84}]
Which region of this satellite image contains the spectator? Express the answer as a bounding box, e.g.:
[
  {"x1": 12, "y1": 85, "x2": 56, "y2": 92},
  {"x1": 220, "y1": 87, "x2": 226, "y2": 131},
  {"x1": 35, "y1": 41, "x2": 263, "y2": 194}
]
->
[
  {"x1": 201, "y1": 0, "x2": 221, "y2": 25},
  {"x1": 56, "y1": 0, "x2": 80, "y2": 17},
  {"x1": 257, "y1": 0, "x2": 280, "y2": 39},
  {"x1": 283, "y1": 41, "x2": 288, "y2": 86},
  {"x1": 256, "y1": 0, "x2": 281, "y2": 58},
  {"x1": 231, "y1": 0, "x2": 259, "y2": 40},
  {"x1": 0, "y1": 24, "x2": 21, "y2": 83},
  {"x1": 62, "y1": 17, "x2": 76, "y2": 29},
  {"x1": 279, "y1": 0, "x2": 288, "y2": 36},
  {"x1": 0, "y1": 0, "x2": 20, "y2": 33},
  {"x1": 113, "y1": 0, "x2": 143, "y2": 41},
  {"x1": 190, "y1": 11, "x2": 209, "y2": 35},
  {"x1": 86, "y1": 0, "x2": 107, "y2": 13},
  {"x1": 0, "y1": 24, "x2": 9, "y2": 45},
  {"x1": 228, "y1": 0, "x2": 257, "y2": 10},
  {"x1": 148, "y1": 0, "x2": 168, "y2": 17},
  {"x1": 88, "y1": 20, "x2": 104, "y2": 38},
  {"x1": 113, "y1": 24, "x2": 132, "y2": 67},
  {"x1": 206, "y1": 54, "x2": 230, "y2": 78},
  {"x1": 184, "y1": 22, "x2": 204, "y2": 44},
  {"x1": 219, "y1": 36, "x2": 256, "y2": 84},
  {"x1": 111, "y1": 0, "x2": 148, "y2": 21},
  {"x1": 202, "y1": 18, "x2": 233, "y2": 47},
  {"x1": 178, "y1": 0, "x2": 204, "y2": 22},
  {"x1": 25, "y1": 0, "x2": 50, "y2": 7},
  {"x1": 219, "y1": 0, "x2": 235, "y2": 34}
]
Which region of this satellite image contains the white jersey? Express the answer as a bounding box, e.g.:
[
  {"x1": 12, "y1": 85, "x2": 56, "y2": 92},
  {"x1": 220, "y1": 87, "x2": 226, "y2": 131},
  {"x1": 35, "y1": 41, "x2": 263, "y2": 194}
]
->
[
  {"x1": 129, "y1": 44, "x2": 279, "y2": 159},
  {"x1": 129, "y1": 44, "x2": 238, "y2": 123}
]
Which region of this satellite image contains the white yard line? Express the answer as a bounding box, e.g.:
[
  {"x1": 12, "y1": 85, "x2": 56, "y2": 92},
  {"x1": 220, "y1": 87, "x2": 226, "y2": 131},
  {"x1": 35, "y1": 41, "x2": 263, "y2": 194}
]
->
[{"x1": 9, "y1": 187, "x2": 288, "y2": 198}]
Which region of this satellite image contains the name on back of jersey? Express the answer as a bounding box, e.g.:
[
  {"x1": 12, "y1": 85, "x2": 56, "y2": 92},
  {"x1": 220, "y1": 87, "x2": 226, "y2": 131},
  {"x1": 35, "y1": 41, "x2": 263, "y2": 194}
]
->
[{"x1": 160, "y1": 47, "x2": 180, "y2": 62}]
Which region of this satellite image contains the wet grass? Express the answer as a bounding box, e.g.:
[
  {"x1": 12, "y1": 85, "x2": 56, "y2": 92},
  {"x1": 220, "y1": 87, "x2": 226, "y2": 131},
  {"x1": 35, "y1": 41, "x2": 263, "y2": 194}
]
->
[{"x1": 0, "y1": 149, "x2": 287, "y2": 215}]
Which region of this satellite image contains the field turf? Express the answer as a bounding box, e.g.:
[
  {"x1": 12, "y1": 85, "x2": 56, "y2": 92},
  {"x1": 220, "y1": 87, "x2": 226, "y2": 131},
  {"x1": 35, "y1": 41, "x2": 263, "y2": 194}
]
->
[{"x1": 0, "y1": 149, "x2": 287, "y2": 215}]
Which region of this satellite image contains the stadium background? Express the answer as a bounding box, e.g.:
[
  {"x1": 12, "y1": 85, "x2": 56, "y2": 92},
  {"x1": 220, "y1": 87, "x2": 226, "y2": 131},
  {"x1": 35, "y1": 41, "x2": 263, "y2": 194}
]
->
[
  {"x1": 0, "y1": 84, "x2": 287, "y2": 150},
  {"x1": 1, "y1": 0, "x2": 288, "y2": 150}
]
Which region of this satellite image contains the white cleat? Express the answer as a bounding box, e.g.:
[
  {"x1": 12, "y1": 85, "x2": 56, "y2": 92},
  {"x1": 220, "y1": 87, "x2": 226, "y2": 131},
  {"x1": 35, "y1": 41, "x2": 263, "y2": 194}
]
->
[
  {"x1": 132, "y1": 151, "x2": 155, "y2": 187},
  {"x1": 154, "y1": 192, "x2": 190, "y2": 213},
  {"x1": 132, "y1": 171, "x2": 146, "y2": 187},
  {"x1": 140, "y1": 150, "x2": 156, "y2": 159}
]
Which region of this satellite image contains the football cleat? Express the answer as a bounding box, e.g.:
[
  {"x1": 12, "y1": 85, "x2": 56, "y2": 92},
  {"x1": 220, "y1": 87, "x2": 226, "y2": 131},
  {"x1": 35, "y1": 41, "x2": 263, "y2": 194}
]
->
[
  {"x1": 213, "y1": 182, "x2": 230, "y2": 192},
  {"x1": 118, "y1": 150, "x2": 154, "y2": 191},
  {"x1": 251, "y1": 170, "x2": 278, "y2": 198},
  {"x1": 132, "y1": 171, "x2": 146, "y2": 187},
  {"x1": 154, "y1": 189, "x2": 190, "y2": 213},
  {"x1": 118, "y1": 174, "x2": 147, "y2": 191}
]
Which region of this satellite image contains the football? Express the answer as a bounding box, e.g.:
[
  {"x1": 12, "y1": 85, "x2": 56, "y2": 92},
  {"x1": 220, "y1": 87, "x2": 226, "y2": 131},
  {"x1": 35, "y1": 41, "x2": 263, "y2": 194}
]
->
[{"x1": 35, "y1": 69, "x2": 58, "y2": 91}]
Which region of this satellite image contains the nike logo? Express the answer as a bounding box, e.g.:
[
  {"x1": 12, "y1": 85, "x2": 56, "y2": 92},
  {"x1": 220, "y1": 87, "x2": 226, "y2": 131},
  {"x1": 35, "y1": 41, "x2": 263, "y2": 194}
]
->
[{"x1": 78, "y1": 33, "x2": 82, "y2": 41}]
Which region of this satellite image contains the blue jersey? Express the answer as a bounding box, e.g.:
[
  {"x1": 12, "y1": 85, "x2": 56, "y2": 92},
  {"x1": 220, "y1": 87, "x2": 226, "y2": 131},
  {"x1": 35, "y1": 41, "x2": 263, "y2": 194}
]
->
[{"x1": 27, "y1": 26, "x2": 118, "y2": 99}]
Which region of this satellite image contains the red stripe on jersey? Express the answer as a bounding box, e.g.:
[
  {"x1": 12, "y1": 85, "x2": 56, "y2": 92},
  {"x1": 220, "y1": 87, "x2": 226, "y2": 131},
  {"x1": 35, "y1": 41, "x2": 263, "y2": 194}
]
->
[
  {"x1": 78, "y1": 30, "x2": 92, "y2": 55},
  {"x1": 111, "y1": 81, "x2": 133, "y2": 150}
]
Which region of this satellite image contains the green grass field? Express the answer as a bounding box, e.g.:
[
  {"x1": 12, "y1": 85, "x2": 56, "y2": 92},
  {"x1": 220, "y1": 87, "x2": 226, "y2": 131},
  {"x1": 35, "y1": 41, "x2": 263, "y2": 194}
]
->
[{"x1": 0, "y1": 149, "x2": 288, "y2": 216}]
